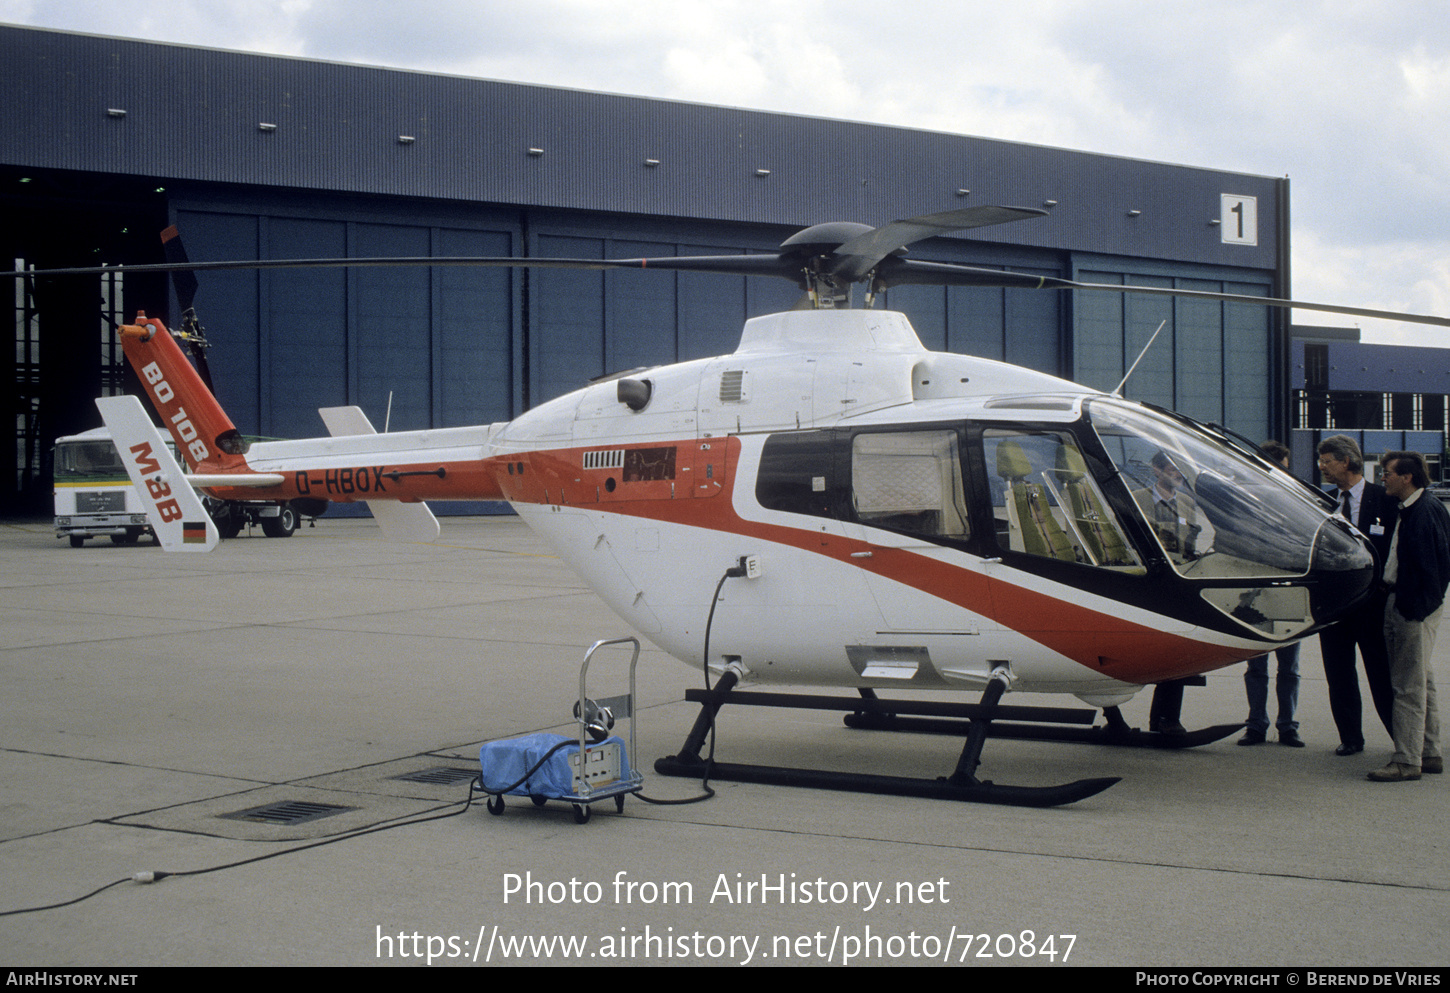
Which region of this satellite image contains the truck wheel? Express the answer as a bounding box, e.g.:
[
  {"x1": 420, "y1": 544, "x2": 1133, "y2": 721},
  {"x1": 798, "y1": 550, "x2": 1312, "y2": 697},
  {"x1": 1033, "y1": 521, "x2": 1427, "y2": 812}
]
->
[
  {"x1": 69, "y1": 535, "x2": 85, "y2": 548},
  {"x1": 262, "y1": 504, "x2": 298, "y2": 538}
]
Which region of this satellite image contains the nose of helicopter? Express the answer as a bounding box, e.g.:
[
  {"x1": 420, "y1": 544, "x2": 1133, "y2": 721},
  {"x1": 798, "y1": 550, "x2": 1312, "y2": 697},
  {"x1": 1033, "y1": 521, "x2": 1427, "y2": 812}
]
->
[
  {"x1": 1306, "y1": 517, "x2": 1377, "y2": 628},
  {"x1": 1195, "y1": 518, "x2": 1374, "y2": 642}
]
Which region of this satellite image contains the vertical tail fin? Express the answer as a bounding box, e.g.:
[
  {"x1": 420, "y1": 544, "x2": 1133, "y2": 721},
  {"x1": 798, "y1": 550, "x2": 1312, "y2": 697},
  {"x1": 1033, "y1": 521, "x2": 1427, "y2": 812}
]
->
[
  {"x1": 118, "y1": 314, "x2": 247, "y2": 472},
  {"x1": 96, "y1": 395, "x2": 218, "y2": 552}
]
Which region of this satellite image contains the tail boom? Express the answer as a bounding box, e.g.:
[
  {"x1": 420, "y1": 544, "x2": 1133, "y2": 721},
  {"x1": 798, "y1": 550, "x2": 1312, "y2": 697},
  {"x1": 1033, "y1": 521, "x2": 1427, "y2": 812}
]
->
[
  {"x1": 223, "y1": 437, "x2": 508, "y2": 504},
  {"x1": 118, "y1": 314, "x2": 508, "y2": 507}
]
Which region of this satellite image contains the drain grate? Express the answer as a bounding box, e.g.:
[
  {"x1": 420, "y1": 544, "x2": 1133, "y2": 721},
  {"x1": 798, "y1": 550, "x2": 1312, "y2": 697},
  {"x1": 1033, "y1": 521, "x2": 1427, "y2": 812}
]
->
[
  {"x1": 393, "y1": 766, "x2": 479, "y2": 787},
  {"x1": 220, "y1": 800, "x2": 355, "y2": 826}
]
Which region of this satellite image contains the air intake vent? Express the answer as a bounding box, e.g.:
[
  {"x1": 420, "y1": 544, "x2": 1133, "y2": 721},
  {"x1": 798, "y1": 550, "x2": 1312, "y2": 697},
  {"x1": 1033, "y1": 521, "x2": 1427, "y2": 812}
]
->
[
  {"x1": 583, "y1": 449, "x2": 625, "y2": 470},
  {"x1": 719, "y1": 369, "x2": 746, "y2": 403}
]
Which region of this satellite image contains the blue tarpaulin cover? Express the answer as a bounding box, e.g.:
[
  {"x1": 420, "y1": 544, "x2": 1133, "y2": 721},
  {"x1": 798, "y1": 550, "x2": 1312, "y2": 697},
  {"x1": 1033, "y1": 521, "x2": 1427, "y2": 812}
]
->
[{"x1": 478, "y1": 732, "x2": 630, "y2": 798}]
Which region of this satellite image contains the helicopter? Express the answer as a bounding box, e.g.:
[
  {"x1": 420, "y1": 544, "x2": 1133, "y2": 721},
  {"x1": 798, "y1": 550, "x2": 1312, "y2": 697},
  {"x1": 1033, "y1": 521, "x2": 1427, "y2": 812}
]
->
[{"x1": 17, "y1": 205, "x2": 1448, "y2": 806}]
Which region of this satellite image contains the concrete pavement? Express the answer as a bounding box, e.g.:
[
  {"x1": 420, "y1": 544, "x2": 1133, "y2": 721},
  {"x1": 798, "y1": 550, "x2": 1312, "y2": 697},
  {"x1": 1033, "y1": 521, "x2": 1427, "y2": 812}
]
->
[{"x1": 1, "y1": 515, "x2": 1445, "y2": 967}]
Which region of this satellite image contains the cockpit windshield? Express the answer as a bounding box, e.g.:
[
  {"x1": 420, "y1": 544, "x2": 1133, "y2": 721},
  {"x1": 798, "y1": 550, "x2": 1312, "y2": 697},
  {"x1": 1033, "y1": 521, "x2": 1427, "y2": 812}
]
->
[
  {"x1": 1088, "y1": 399, "x2": 1330, "y2": 579},
  {"x1": 1087, "y1": 398, "x2": 1372, "y2": 638}
]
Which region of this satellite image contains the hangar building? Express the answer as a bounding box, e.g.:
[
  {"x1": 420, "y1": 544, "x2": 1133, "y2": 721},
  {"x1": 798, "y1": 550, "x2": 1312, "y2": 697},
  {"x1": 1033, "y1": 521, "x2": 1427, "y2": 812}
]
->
[
  {"x1": 1, "y1": 24, "x2": 1291, "y2": 513},
  {"x1": 1290, "y1": 327, "x2": 1449, "y2": 485}
]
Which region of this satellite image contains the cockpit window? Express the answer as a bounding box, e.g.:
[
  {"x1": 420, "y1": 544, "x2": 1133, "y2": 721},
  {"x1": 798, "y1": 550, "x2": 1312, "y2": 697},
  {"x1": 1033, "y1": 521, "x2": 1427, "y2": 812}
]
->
[
  {"x1": 983, "y1": 429, "x2": 1141, "y2": 570},
  {"x1": 1087, "y1": 399, "x2": 1323, "y2": 579},
  {"x1": 1088, "y1": 398, "x2": 1380, "y2": 638}
]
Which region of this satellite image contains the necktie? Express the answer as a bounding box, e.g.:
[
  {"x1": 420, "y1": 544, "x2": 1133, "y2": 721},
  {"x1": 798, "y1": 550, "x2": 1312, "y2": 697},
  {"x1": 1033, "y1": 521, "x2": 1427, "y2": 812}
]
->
[
  {"x1": 1339, "y1": 491, "x2": 1351, "y2": 521},
  {"x1": 1156, "y1": 500, "x2": 1174, "y2": 524}
]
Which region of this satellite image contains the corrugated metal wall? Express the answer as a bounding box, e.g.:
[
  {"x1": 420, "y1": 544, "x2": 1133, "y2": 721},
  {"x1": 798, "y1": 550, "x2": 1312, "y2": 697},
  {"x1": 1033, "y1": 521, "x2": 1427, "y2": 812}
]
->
[
  {"x1": 1, "y1": 25, "x2": 1289, "y2": 509},
  {"x1": 171, "y1": 195, "x2": 525, "y2": 438},
  {"x1": 1293, "y1": 339, "x2": 1450, "y2": 394},
  {"x1": 169, "y1": 189, "x2": 1271, "y2": 443},
  {"x1": 2, "y1": 26, "x2": 1280, "y2": 267},
  {"x1": 1072, "y1": 255, "x2": 1274, "y2": 437}
]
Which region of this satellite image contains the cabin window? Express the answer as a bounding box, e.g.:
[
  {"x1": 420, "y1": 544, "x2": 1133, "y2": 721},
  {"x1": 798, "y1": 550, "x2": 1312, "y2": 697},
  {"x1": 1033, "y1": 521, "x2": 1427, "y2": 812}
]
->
[
  {"x1": 849, "y1": 431, "x2": 970, "y2": 539},
  {"x1": 756, "y1": 431, "x2": 837, "y2": 518},
  {"x1": 755, "y1": 429, "x2": 972, "y2": 542},
  {"x1": 982, "y1": 429, "x2": 1140, "y2": 570}
]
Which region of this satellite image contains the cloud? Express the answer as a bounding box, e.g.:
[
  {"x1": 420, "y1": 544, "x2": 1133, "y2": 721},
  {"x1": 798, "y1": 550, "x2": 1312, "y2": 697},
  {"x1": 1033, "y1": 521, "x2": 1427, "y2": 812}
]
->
[
  {"x1": 0, "y1": 0, "x2": 311, "y2": 55},
  {"x1": 1036, "y1": 3, "x2": 1450, "y2": 239},
  {"x1": 1294, "y1": 227, "x2": 1450, "y2": 345},
  {"x1": 5, "y1": 0, "x2": 1449, "y2": 339}
]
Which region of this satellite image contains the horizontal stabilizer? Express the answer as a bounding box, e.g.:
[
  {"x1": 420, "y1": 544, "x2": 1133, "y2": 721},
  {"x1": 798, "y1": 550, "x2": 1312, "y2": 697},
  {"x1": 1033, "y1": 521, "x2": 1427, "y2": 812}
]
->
[
  {"x1": 95, "y1": 395, "x2": 218, "y2": 552},
  {"x1": 187, "y1": 473, "x2": 286, "y2": 488},
  {"x1": 319, "y1": 405, "x2": 441, "y2": 543}
]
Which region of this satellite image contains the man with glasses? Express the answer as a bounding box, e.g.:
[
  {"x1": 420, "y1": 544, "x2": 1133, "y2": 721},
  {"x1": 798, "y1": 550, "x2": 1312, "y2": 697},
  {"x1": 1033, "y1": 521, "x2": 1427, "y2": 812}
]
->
[
  {"x1": 1315, "y1": 436, "x2": 1398, "y2": 755},
  {"x1": 1369, "y1": 452, "x2": 1446, "y2": 781}
]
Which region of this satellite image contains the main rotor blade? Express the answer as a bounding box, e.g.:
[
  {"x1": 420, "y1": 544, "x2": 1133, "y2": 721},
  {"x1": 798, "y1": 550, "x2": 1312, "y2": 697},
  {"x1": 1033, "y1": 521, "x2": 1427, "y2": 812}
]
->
[
  {"x1": 829, "y1": 205, "x2": 1048, "y2": 282},
  {"x1": 12, "y1": 249, "x2": 1448, "y2": 329},
  {"x1": 879, "y1": 259, "x2": 1450, "y2": 329},
  {"x1": 0, "y1": 253, "x2": 799, "y2": 281},
  {"x1": 159, "y1": 225, "x2": 199, "y2": 312}
]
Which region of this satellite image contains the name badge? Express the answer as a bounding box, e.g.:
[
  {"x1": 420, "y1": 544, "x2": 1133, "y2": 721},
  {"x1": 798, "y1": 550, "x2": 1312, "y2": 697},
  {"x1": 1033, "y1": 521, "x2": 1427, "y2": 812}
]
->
[{"x1": 1370, "y1": 524, "x2": 1385, "y2": 536}]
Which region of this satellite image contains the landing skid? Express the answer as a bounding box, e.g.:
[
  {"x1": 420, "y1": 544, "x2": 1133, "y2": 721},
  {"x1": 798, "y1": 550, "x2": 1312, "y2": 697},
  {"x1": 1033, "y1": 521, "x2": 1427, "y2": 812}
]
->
[
  {"x1": 654, "y1": 670, "x2": 1119, "y2": 808},
  {"x1": 843, "y1": 692, "x2": 1242, "y2": 750}
]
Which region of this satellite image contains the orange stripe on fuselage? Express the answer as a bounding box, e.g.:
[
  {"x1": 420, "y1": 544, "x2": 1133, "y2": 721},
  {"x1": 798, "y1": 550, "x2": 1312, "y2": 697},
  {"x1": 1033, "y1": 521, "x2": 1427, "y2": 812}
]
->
[
  {"x1": 202, "y1": 460, "x2": 506, "y2": 504},
  {"x1": 500, "y1": 435, "x2": 1262, "y2": 684}
]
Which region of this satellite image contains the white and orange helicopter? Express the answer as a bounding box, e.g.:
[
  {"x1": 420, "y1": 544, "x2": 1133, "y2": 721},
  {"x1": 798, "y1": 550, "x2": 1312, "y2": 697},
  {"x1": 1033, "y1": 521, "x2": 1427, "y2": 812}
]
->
[{"x1": 21, "y1": 206, "x2": 1450, "y2": 806}]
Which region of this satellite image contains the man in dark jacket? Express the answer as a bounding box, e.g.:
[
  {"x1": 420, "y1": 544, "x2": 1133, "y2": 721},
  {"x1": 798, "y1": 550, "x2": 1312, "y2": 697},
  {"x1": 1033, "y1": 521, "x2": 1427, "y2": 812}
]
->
[
  {"x1": 1369, "y1": 451, "x2": 1447, "y2": 782},
  {"x1": 1315, "y1": 435, "x2": 1397, "y2": 755},
  {"x1": 1239, "y1": 441, "x2": 1303, "y2": 747}
]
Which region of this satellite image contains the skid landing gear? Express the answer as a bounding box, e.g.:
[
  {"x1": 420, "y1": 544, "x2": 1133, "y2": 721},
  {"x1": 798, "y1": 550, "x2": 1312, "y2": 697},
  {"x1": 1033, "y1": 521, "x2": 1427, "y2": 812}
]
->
[
  {"x1": 654, "y1": 668, "x2": 1119, "y2": 808},
  {"x1": 846, "y1": 672, "x2": 1241, "y2": 753},
  {"x1": 845, "y1": 687, "x2": 1242, "y2": 750},
  {"x1": 1093, "y1": 705, "x2": 1242, "y2": 748}
]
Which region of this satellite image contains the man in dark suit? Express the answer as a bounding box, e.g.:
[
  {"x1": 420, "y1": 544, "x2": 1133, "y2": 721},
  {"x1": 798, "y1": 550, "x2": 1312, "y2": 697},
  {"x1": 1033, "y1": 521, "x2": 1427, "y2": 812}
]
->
[{"x1": 1316, "y1": 435, "x2": 1397, "y2": 755}]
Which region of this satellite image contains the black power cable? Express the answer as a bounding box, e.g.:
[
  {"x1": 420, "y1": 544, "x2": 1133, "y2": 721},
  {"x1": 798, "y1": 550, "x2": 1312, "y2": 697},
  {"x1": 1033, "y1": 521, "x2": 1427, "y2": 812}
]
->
[
  {"x1": 1, "y1": 781, "x2": 491, "y2": 918},
  {"x1": 4, "y1": 559, "x2": 754, "y2": 915},
  {"x1": 634, "y1": 557, "x2": 747, "y2": 806}
]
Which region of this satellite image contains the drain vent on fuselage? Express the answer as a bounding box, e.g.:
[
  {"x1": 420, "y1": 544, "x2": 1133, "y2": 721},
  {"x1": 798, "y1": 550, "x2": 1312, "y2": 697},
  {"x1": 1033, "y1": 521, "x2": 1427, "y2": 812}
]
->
[
  {"x1": 220, "y1": 800, "x2": 355, "y2": 826},
  {"x1": 392, "y1": 766, "x2": 479, "y2": 787}
]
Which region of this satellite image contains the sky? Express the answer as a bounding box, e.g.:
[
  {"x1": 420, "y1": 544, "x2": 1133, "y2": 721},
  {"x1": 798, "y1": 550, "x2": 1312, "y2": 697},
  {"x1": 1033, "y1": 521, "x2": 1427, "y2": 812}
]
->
[{"x1": 4, "y1": 0, "x2": 1449, "y2": 346}]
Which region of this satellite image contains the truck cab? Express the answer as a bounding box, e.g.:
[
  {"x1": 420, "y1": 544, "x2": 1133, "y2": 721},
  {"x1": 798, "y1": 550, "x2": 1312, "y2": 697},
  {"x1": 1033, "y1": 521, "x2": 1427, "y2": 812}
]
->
[{"x1": 53, "y1": 427, "x2": 167, "y2": 546}]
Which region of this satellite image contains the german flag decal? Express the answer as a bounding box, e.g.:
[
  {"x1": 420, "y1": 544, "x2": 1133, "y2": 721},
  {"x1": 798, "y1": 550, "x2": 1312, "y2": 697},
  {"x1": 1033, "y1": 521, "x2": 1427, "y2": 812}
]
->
[{"x1": 182, "y1": 521, "x2": 208, "y2": 543}]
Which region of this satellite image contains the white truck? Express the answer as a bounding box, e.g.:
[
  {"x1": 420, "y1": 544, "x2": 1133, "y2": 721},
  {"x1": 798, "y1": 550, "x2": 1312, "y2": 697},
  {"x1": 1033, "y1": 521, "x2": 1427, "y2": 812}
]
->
[{"x1": 53, "y1": 427, "x2": 162, "y2": 546}]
